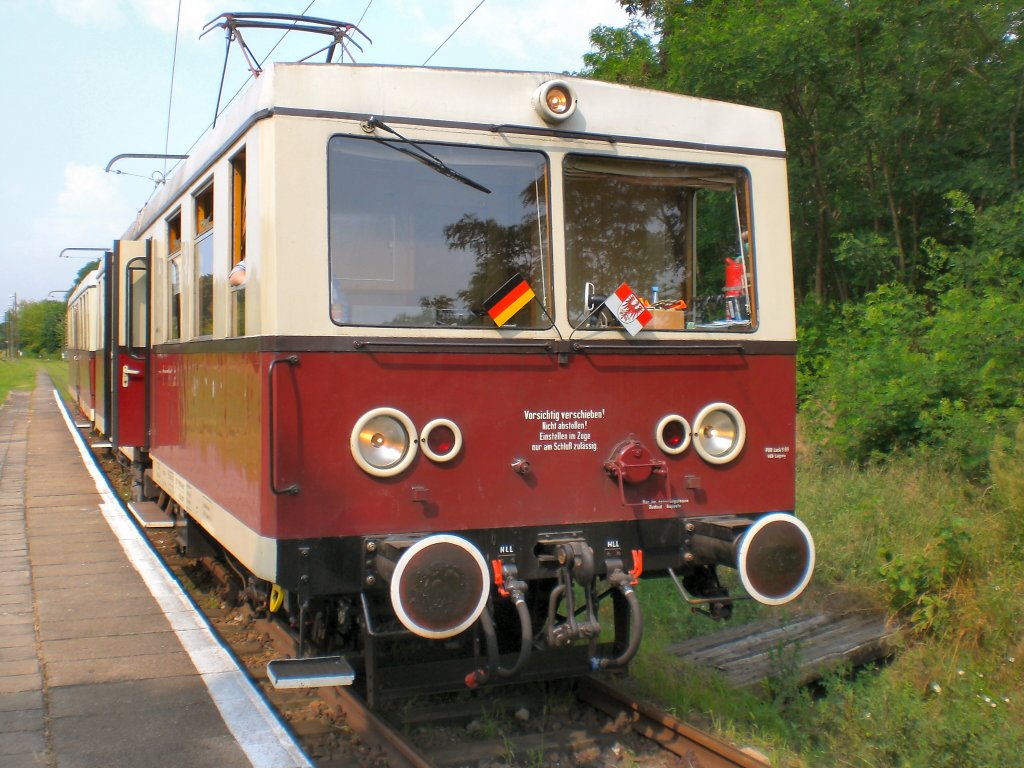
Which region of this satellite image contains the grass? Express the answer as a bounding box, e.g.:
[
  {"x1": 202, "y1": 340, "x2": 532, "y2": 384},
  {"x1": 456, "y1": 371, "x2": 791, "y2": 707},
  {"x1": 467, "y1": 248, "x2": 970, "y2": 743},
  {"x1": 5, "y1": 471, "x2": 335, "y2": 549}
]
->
[
  {"x1": 0, "y1": 357, "x2": 69, "y2": 400},
  {"x1": 0, "y1": 357, "x2": 39, "y2": 405},
  {"x1": 629, "y1": 430, "x2": 1024, "y2": 766},
  {"x1": 40, "y1": 358, "x2": 70, "y2": 400}
]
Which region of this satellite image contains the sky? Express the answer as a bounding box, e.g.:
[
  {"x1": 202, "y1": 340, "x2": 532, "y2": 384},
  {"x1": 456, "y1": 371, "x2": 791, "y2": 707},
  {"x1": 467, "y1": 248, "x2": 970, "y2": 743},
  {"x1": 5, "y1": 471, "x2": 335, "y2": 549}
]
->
[{"x1": 0, "y1": 0, "x2": 632, "y2": 310}]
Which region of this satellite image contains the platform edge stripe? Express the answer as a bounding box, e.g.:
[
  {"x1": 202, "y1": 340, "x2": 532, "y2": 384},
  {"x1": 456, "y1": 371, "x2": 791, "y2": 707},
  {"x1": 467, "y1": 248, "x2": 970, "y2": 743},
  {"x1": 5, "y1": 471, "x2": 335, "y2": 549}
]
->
[{"x1": 51, "y1": 390, "x2": 313, "y2": 768}]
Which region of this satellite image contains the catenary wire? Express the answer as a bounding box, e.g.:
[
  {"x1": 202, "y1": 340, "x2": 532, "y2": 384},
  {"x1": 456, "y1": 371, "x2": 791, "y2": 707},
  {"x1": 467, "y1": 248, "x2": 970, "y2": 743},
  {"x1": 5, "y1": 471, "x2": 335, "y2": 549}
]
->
[
  {"x1": 162, "y1": 0, "x2": 183, "y2": 178},
  {"x1": 422, "y1": 0, "x2": 487, "y2": 66}
]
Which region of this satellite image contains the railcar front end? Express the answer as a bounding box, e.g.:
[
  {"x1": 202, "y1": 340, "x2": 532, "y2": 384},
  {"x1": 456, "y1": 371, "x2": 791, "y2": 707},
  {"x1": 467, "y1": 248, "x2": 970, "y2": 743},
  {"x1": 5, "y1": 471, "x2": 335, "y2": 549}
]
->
[{"x1": 84, "y1": 63, "x2": 813, "y2": 701}]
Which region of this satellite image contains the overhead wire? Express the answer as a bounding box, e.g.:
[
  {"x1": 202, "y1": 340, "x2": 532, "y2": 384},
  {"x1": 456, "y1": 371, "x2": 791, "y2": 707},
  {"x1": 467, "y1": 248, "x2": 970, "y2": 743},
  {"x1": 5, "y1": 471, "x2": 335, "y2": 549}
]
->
[
  {"x1": 357, "y1": 0, "x2": 374, "y2": 26},
  {"x1": 422, "y1": 0, "x2": 487, "y2": 66},
  {"x1": 163, "y1": 0, "x2": 183, "y2": 179},
  {"x1": 125, "y1": 0, "x2": 184, "y2": 211}
]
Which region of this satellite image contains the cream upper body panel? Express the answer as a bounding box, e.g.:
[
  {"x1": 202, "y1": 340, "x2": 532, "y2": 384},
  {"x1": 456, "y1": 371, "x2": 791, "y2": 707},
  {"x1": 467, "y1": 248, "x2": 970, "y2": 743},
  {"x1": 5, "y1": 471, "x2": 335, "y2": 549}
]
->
[{"x1": 126, "y1": 64, "x2": 794, "y2": 345}]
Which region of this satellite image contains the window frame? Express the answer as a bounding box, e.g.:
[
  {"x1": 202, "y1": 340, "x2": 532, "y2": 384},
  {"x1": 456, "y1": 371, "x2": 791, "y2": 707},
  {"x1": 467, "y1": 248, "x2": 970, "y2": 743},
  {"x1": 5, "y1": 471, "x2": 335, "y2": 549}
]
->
[
  {"x1": 166, "y1": 209, "x2": 183, "y2": 341},
  {"x1": 326, "y1": 134, "x2": 554, "y2": 331},
  {"x1": 193, "y1": 180, "x2": 215, "y2": 338},
  {"x1": 561, "y1": 153, "x2": 757, "y2": 333},
  {"x1": 229, "y1": 149, "x2": 247, "y2": 337}
]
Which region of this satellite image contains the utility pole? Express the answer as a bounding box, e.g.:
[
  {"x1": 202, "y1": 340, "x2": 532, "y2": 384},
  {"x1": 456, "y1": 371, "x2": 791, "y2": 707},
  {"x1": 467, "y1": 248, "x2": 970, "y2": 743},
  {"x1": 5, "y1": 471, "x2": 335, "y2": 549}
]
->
[{"x1": 8, "y1": 293, "x2": 16, "y2": 359}]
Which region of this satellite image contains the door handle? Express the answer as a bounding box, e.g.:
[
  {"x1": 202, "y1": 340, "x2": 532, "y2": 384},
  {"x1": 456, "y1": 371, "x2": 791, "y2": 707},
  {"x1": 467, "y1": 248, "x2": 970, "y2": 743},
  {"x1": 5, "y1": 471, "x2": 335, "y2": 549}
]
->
[{"x1": 121, "y1": 365, "x2": 141, "y2": 387}]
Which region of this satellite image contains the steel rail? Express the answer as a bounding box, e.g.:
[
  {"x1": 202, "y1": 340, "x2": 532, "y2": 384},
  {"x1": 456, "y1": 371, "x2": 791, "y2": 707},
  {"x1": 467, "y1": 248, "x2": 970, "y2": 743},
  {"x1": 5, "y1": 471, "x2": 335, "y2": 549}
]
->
[
  {"x1": 576, "y1": 676, "x2": 771, "y2": 767},
  {"x1": 255, "y1": 618, "x2": 432, "y2": 768}
]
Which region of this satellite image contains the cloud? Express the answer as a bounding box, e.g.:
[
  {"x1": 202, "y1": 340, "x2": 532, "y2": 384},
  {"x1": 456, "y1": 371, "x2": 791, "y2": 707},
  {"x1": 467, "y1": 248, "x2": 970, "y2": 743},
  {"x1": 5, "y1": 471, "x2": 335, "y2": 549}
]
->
[
  {"x1": 23, "y1": 164, "x2": 138, "y2": 262},
  {"x1": 50, "y1": 0, "x2": 126, "y2": 26},
  {"x1": 382, "y1": 0, "x2": 630, "y2": 70},
  {"x1": 54, "y1": 163, "x2": 138, "y2": 231},
  {"x1": 0, "y1": 163, "x2": 137, "y2": 299},
  {"x1": 4, "y1": 163, "x2": 144, "y2": 298},
  {"x1": 49, "y1": 0, "x2": 222, "y2": 34},
  {"x1": 133, "y1": 0, "x2": 221, "y2": 36}
]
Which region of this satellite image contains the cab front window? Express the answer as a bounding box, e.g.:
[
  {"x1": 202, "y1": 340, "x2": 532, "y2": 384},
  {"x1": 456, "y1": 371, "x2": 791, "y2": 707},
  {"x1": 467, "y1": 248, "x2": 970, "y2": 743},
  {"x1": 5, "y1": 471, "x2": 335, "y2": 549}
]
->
[
  {"x1": 328, "y1": 136, "x2": 552, "y2": 329},
  {"x1": 563, "y1": 155, "x2": 755, "y2": 331}
]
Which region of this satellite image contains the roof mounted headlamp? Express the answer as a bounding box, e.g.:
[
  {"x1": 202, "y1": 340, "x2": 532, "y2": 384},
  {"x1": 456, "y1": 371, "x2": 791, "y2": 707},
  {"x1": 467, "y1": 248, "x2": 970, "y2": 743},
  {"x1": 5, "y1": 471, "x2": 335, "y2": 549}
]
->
[{"x1": 532, "y1": 80, "x2": 577, "y2": 124}]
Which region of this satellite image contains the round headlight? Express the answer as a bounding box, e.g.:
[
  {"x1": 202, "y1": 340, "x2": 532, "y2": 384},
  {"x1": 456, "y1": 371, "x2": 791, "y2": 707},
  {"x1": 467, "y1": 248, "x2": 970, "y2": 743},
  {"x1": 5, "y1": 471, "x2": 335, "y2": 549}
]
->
[
  {"x1": 655, "y1": 414, "x2": 691, "y2": 455},
  {"x1": 420, "y1": 418, "x2": 463, "y2": 463},
  {"x1": 351, "y1": 407, "x2": 417, "y2": 477},
  {"x1": 532, "y1": 79, "x2": 577, "y2": 123},
  {"x1": 692, "y1": 403, "x2": 746, "y2": 464}
]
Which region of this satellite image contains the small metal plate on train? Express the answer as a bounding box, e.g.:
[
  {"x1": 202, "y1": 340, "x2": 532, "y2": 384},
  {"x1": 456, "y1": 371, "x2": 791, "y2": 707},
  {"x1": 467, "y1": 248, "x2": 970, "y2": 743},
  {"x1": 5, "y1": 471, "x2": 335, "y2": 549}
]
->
[{"x1": 267, "y1": 656, "x2": 355, "y2": 689}]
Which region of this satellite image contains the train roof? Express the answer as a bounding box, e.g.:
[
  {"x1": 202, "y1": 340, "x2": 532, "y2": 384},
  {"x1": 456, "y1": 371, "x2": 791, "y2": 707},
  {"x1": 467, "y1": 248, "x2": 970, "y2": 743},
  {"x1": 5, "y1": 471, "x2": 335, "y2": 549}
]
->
[
  {"x1": 67, "y1": 268, "x2": 101, "y2": 304},
  {"x1": 126, "y1": 63, "x2": 786, "y2": 239}
]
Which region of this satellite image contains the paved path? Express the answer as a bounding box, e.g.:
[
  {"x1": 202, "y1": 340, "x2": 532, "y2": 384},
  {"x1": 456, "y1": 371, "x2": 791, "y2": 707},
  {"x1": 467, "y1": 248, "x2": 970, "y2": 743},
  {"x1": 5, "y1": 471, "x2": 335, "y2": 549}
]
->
[{"x1": 0, "y1": 376, "x2": 311, "y2": 768}]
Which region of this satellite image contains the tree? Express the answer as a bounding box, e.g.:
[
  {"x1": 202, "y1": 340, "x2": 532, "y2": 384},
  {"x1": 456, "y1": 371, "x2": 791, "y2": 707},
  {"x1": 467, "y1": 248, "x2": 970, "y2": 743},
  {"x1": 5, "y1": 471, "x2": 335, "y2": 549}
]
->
[
  {"x1": 17, "y1": 300, "x2": 66, "y2": 356},
  {"x1": 69, "y1": 259, "x2": 100, "y2": 298},
  {"x1": 802, "y1": 190, "x2": 1024, "y2": 475},
  {"x1": 583, "y1": 1, "x2": 1024, "y2": 303}
]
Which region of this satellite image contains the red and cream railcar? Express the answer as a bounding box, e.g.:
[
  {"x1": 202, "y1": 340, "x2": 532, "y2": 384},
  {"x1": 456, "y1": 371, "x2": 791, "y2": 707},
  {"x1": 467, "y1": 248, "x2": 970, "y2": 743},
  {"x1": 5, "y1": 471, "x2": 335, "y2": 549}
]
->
[
  {"x1": 77, "y1": 60, "x2": 814, "y2": 699},
  {"x1": 66, "y1": 268, "x2": 108, "y2": 432}
]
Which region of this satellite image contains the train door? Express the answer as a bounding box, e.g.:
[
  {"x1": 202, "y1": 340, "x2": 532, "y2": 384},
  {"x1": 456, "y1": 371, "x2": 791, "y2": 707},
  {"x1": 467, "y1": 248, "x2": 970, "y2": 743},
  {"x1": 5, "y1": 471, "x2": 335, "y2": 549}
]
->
[
  {"x1": 95, "y1": 251, "x2": 113, "y2": 436},
  {"x1": 111, "y1": 239, "x2": 150, "y2": 450}
]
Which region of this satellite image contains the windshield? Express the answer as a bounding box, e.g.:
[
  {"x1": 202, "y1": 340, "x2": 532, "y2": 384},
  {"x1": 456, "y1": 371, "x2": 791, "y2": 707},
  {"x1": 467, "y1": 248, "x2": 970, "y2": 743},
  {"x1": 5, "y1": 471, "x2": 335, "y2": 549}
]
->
[
  {"x1": 563, "y1": 155, "x2": 755, "y2": 332},
  {"x1": 328, "y1": 136, "x2": 552, "y2": 328}
]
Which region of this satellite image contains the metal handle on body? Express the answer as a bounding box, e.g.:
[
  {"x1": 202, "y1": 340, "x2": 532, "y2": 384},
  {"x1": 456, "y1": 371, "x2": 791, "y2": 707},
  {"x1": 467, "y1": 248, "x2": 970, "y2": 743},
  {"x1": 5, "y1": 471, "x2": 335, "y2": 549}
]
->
[{"x1": 268, "y1": 355, "x2": 300, "y2": 495}]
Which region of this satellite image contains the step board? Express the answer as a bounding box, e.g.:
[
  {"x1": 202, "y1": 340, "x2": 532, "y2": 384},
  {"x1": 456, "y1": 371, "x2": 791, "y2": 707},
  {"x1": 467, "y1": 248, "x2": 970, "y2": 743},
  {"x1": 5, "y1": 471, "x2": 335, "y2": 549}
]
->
[
  {"x1": 91, "y1": 441, "x2": 112, "y2": 450},
  {"x1": 126, "y1": 501, "x2": 176, "y2": 529},
  {"x1": 268, "y1": 656, "x2": 355, "y2": 689}
]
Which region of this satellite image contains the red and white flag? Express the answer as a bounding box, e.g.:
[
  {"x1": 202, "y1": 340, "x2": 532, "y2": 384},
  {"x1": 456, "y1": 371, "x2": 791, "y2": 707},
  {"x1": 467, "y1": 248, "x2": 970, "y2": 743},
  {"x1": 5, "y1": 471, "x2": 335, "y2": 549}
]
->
[{"x1": 604, "y1": 283, "x2": 652, "y2": 336}]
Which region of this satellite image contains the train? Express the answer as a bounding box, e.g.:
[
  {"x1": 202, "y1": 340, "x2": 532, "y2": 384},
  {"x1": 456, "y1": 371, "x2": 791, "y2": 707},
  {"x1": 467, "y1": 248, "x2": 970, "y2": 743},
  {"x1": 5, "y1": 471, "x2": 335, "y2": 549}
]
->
[{"x1": 66, "y1": 13, "x2": 814, "y2": 704}]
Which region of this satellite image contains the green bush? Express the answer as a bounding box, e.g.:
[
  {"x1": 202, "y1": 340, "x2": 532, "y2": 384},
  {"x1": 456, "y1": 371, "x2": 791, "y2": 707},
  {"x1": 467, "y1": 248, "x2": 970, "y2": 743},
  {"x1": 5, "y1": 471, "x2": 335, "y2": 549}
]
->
[
  {"x1": 800, "y1": 191, "x2": 1024, "y2": 476},
  {"x1": 802, "y1": 283, "x2": 938, "y2": 463},
  {"x1": 878, "y1": 515, "x2": 971, "y2": 636},
  {"x1": 991, "y1": 422, "x2": 1024, "y2": 549}
]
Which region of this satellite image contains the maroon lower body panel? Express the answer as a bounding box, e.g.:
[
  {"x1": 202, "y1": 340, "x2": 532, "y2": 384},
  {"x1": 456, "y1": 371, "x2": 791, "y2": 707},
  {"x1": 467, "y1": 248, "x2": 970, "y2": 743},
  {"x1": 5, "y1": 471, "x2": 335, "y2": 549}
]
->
[{"x1": 149, "y1": 341, "x2": 796, "y2": 545}]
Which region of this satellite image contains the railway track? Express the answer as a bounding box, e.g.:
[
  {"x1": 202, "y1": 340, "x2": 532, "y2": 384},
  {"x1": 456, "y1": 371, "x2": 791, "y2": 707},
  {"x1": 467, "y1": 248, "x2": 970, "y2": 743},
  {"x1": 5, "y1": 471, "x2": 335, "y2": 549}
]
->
[{"x1": 94, "y1": 445, "x2": 770, "y2": 767}]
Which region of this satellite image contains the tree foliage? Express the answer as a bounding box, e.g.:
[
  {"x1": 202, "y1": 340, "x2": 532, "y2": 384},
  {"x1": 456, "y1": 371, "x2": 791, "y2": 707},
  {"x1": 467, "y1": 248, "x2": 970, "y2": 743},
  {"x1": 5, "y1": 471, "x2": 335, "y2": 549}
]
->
[
  {"x1": 584, "y1": 1, "x2": 1024, "y2": 303},
  {"x1": 801, "y1": 192, "x2": 1024, "y2": 475},
  {"x1": 15, "y1": 301, "x2": 66, "y2": 356}
]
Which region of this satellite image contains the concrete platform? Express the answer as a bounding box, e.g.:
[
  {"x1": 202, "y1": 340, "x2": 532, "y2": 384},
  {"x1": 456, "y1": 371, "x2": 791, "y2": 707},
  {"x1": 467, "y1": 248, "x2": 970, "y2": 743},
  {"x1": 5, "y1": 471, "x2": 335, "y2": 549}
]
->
[{"x1": 0, "y1": 375, "x2": 312, "y2": 768}]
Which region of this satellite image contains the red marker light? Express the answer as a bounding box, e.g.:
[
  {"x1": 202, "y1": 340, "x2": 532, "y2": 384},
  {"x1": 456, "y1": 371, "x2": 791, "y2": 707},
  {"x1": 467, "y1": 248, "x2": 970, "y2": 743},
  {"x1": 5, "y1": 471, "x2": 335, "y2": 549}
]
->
[
  {"x1": 655, "y1": 414, "x2": 692, "y2": 455},
  {"x1": 663, "y1": 420, "x2": 685, "y2": 448},
  {"x1": 421, "y1": 418, "x2": 463, "y2": 463},
  {"x1": 427, "y1": 425, "x2": 455, "y2": 455}
]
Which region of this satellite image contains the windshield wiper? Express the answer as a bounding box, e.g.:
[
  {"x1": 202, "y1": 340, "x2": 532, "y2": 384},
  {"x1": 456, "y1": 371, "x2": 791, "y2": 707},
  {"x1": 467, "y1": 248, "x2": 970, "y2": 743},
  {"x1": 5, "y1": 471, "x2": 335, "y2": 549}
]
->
[{"x1": 361, "y1": 116, "x2": 491, "y2": 194}]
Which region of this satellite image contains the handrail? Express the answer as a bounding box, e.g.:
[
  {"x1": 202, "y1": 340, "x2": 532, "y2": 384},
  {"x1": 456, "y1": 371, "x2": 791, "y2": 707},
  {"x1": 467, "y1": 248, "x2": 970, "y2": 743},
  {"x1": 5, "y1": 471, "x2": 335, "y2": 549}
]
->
[
  {"x1": 268, "y1": 355, "x2": 300, "y2": 495},
  {"x1": 571, "y1": 341, "x2": 744, "y2": 354},
  {"x1": 353, "y1": 338, "x2": 554, "y2": 352}
]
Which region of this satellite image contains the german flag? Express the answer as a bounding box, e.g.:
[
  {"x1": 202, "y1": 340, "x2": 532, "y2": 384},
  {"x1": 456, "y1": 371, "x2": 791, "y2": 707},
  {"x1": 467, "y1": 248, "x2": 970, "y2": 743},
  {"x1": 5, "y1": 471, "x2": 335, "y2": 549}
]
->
[{"x1": 483, "y1": 274, "x2": 536, "y2": 327}]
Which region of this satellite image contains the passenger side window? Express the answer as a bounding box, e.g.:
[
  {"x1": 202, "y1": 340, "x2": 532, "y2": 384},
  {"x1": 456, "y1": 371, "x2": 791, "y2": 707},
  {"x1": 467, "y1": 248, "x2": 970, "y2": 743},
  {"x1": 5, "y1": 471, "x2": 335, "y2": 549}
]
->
[
  {"x1": 167, "y1": 211, "x2": 182, "y2": 340},
  {"x1": 195, "y1": 183, "x2": 214, "y2": 337},
  {"x1": 229, "y1": 150, "x2": 246, "y2": 336}
]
